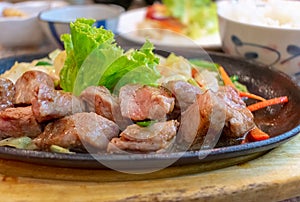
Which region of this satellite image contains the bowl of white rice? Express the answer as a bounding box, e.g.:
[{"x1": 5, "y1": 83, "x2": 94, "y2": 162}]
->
[{"x1": 217, "y1": 0, "x2": 300, "y2": 83}]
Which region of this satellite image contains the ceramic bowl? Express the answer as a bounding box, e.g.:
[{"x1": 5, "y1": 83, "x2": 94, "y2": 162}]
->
[
  {"x1": 38, "y1": 4, "x2": 125, "y2": 48},
  {"x1": 217, "y1": 0, "x2": 300, "y2": 83},
  {"x1": 0, "y1": 1, "x2": 68, "y2": 47}
]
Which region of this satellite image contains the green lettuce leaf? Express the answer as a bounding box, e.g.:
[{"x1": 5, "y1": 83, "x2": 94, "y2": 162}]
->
[
  {"x1": 98, "y1": 41, "x2": 160, "y2": 93},
  {"x1": 60, "y1": 18, "x2": 160, "y2": 95},
  {"x1": 60, "y1": 18, "x2": 115, "y2": 92}
]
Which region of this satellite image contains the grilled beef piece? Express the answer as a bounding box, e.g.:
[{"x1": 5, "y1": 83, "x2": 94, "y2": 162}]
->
[
  {"x1": 80, "y1": 86, "x2": 131, "y2": 129},
  {"x1": 14, "y1": 70, "x2": 54, "y2": 105},
  {"x1": 107, "y1": 120, "x2": 179, "y2": 153},
  {"x1": 162, "y1": 80, "x2": 202, "y2": 112},
  {"x1": 217, "y1": 86, "x2": 255, "y2": 138},
  {"x1": 0, "y1": 78, "x2": 15, "y2": 110},
  {"x1": 119, "y1": 84, "x2": 175, "y2": 121},
  {"x1": 177, "y1": 90, "x2": 226, "y2": 150},
  {"x1": 31, "y1": 84, "x2": 86, "y2": 122},
  {"x1": 177, "y1": 86, "x2": 255, "y2": 150},
  {"x1": 0, "y1": 106, "x2": 42, "y2": 139},
  {"x1": 33, "y1": 112, "x2": 119, "y2": 152}
]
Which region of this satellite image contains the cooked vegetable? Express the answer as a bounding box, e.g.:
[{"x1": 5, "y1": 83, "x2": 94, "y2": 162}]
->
[
  {"x1": 35, "y1": 61, "x2": 52, "y2": 66},
  {"x1": 247, "y1": 96, "x2": 289, "y2": 112},
  {"x1": 244, "y1": 127, "x2": 270, "y2": 143},
  {"x1": 230, "y1": 75, "x2": 248, "y2": 92},
  {"x1": 136, "y1": 120, "x2": 158, "y2": 127},
  {"x1": 239, "y1": 91, "x2": 266, "y2": 101},
  {"x1": 0, "y1": 137, "x2": 37, "y2": 150},
  {"x1": 50, "y1": 145, "x2": 75, "y2": 154},
  {"x1": 218, "y1": 66, "x2": 236, "y2": 88}
]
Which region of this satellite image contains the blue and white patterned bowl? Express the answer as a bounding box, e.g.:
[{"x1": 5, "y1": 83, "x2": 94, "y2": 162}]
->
[
  {"x1": 38, "y1": 4, "x2": 124, "y2": 49},
  {"x1": 217, "y1": 0, "x2": 300, "y2": 83}
]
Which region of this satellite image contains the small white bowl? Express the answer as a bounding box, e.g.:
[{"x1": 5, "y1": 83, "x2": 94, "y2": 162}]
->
[
  {"x1": 38, "y1": 4, "x2": 125, "y2": 48},
  {"x1": 217, "y1": 0, "x2": 300, "y2": 81},
  {"x1": 0, "y1": 1, "x2": 68, "y2": 48}
]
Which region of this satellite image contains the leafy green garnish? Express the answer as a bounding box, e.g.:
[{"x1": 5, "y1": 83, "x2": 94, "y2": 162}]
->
[
  {"x1": 189, "y1": 59, "x2": 220, "y2": 72},
  {"x1": 35, "y1": 61, "x2": 52, "y2": 66},
  {"x1": 230, "y1": 75, "x2": 248, "y2": 92},
  {"x1": 136, "y1": 120, "x2": 158, "y2": 127},
  {"x1": 60, "y1": 18, "x2": 115, "y2": 93},
  {"x1": 60, "y1": 18, "x2": 160, "y2": 95}
]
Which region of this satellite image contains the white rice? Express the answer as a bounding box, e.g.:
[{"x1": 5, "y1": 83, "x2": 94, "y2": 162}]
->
[{"x1": 219, "y1": 0, "x2": 300, "y2": 29}]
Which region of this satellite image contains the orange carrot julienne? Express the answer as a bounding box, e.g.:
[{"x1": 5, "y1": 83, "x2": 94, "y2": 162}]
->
[
  {"x1": 219, "y1": 66, "x2": 267, "y2": 101},
  {"x1": 248, "y1": 127, "x2": 270, "y2": 142},
  {"x1": 191, "y1": 67, "x2": 205, "y2": 88},
  {"x1": 247, "y1": 96, "x2": 289, "y2": 112},
  {"x1": 218, "y1": 66, "x2": 236, "y2": 89},
  {"x1": 191, "y1": 67, "x2": 198, "y2": 78},
  {"x1": 239, "y1": 91, "x2": 266, "y2": 101}
]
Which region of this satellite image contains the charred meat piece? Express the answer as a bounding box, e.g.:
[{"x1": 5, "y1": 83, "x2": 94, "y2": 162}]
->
[
  {"x1": 0, "y1": 78, "x2": 15, "y2": 110},
  {"x1": 119, "y1": 84, "x2": 175, "y2": 121},
  {"x1": 177, "y1": 90, "x2": 226, "y2": 150},
  {"x1": 80, "y1": 86, "x2": 131, "y2": 129},
  {"x1": 217, "y1": 86, "x2": 255, "y2": 138},
  {"x1": 162, "y1": 80, "x2": 202, "y2": 112},
  {"x1": 14, "y1": 70, "x2": 54, "y2": 105},
  {"x1": 0, "y1": 106, "x2": 42, "y2": 139},
  {"x1": 33, "y1": 112, "x2": 119, "y2": 152},
  {"x1": 107, "y1": 120, "x2": 179, "y2": 153},
  {"x1": 80, "y1": 86, "x2": 117, "y2": 120},
  {"x1": 177, "y1": 86, "x2": 255, "y2": 150},
  {"x1": 31, "y1": 84, "x2": 86, "y2": 122}
]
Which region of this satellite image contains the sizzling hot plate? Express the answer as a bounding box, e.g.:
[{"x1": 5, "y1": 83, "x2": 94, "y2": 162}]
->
[{"x1": 0, "y1": 51, "x2": 299, "y2": 171}]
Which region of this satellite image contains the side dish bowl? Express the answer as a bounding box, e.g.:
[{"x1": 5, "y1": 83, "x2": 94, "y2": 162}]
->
[
  {"x1": 217, "y1": 0, "x2": 300, "y2": 83},
  {"x1": 0, "y1": 1, "x2": 68, "y2": 47},
  {"x1": 38, "y1": 4, "x2": 125, "y2": 48}
]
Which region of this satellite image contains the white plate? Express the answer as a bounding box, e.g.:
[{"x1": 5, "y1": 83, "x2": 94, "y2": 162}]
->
[{"x1": 117, "y1": 8, "x2": 222, "y2": 50}]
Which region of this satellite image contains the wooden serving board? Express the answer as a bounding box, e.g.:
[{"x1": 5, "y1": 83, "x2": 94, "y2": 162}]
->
[{"x1": 0, "y1": 133, "x2": 299, "y2": 202}]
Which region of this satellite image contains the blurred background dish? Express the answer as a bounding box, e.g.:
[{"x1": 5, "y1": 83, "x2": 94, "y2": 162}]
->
[
  {"x1": 117, "y1": 6, "x2": 221, "y2": 50},
  {"x1": 93, "y1": 0, "x2": 158, "y2": 10},
  {"x1": 217, "y1": 0, "x2": 300, "y2": 84},
  {"x1": 0, "y1": 1, "x2": 68, "y2": 48},
  {"x1": 38, "y1": 4, "x2": 124, "y2": 49}
]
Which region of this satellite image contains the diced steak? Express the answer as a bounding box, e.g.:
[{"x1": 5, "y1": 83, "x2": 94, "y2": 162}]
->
[
  {"x1": 14, "y1": 70, "x2": 54, "y2": 105},
  {"x1": 80, "y1": 86, "x2": 131, "y2": 129},
  {"x1": 107, "y1": 120, "x2": 179, "y2": 153},
  {"x1": 162, "y1": 80, "x2": 202, "y2": 111},
  {"x1": 0, "y1": 106, "x2": 42, "y2": 139},
  {"x1": 119, "y1": 84, "x2": 175, "y2": 121},
  {"x1": 177, "y1": 86, "x2": 255, "y2": 150},
  {"x1": 31, "y1": 84, "x2": 86, "y2": 122},
  {"x1": 217, "y1": 86, "x2": 255, "y2": 138},
  {"x1": 177, "y1": 90, "x2": 226, "y2": 150},
  {"x1": 0, "y1": 78, "x2": 15, "y2": 110},
  {"x1": 33, "y1": 112, "x2": 119, "y2": 152}
]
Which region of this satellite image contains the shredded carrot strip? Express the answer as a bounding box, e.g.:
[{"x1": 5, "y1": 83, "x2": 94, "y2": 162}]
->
[
  {"x1": 218, "y1": 66, "x2": 236, "y2": 89},
  {"x1": 248, "y1": 127, "x2": 270, "y2": 141},
  {"x1": 247, "y1": 96, "x2": 288, "y2": 112},
  {"x1": 239, "y1": 91, "x2": 266, "y2": 101},
  {"x1": 191, "y1": 67, "x2": 198, "y2": 78},
  {"x1": 191, "y1": 67, "x2": 205, "y2": 88}
]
